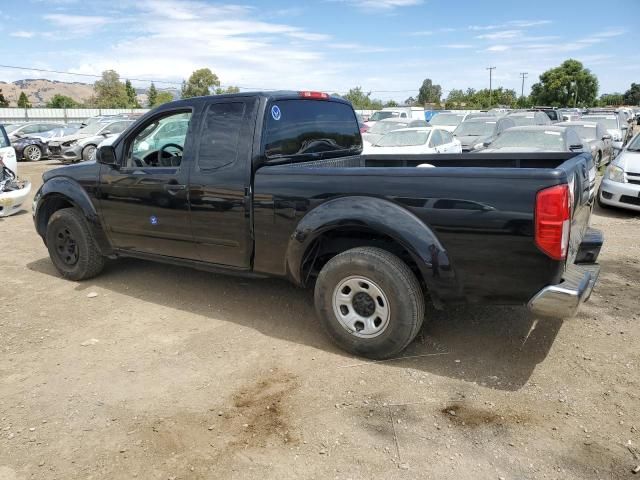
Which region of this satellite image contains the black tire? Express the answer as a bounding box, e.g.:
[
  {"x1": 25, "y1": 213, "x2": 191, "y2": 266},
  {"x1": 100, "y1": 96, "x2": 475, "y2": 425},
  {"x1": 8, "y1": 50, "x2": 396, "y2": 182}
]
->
[
  {"x1": 82, "y1": 145, "x2": 97, "y2": 162},
  {"x1": 314, "y1": 247, "x2": 425, "y2": 359},
  {"x1": 45, "y1": 208, "x2": 105, "y2": 281},
  {"x1": 23, "y1": 144, "x2": 42, "y2": 162},
  {"x1": 595, "y1": 151, "x2": 602, "y2": 169}
]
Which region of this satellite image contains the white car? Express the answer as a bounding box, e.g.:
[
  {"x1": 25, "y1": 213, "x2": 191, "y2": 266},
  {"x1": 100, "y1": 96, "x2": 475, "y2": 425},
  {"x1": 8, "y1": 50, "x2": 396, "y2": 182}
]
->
[
  {"x1": 362, "y1": 127, "x2": 462, "y2": 155},
  {"x1": 582, "y1": 114, "x2": 626, "y2": 153},
  {"x1": 364, "y1": 107, "x2": 425, "y2": 128},
  {"x1": 428, "y1": 112, "x2": 468, "y2": 132},
  {"x1": 0, "y1": 125, "x2": 31, "y2": 217},
  {"x1": 598, "y1": 133, "x2": 640, "y2": 212}
]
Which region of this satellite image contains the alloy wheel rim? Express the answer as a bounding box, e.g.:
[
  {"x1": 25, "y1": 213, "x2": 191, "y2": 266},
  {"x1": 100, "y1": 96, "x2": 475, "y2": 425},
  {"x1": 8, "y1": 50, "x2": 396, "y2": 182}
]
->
[
  {"x1": 332, "y1": 276, "x2": 390, "y2": 338},
  {"x1": 26, "y1": 146, "x2": 41, "y2": 161},
  {"x1": 55, "y1": 227, "x2": 79, "y2": 266}
]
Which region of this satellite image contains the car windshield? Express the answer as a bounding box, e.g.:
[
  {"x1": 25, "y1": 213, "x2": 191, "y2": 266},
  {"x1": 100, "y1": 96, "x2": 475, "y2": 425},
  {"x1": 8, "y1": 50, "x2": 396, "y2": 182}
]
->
[
  {"x1": 4, "y1": 124, "x2": 20, "y2": 133},
  {"x1": 490, "y1": 130, "x2": 565, "y2": 150},
  {"x1": 79, "y1": 122, "x2": 110, "y2": 135},
  {"x1": 583, "y1": 116, "x2": 618, "y2": 129},
  {"x1": 567, "y1": 125, "x2": 598, "y2": 141},
  {"x1": 369, "y1": 111, "x2": 396, "y2": 121},
  {"x1": 454, "y1": 121, "x2": 495, "y2": 136},
  {"x1": 369, "y1": 121, "x2": 409, "y2": 134},
  {"x1": 430, "y1": 114, "x2": 465, "y2": 127},
  {"x1": 509, "y1": 115, "x2": 538, "y2": 126},
  {"x1": 376, "y1": 130, "x2": 430, "y2": 147},
  {"x1": 627, "y1": 135, "x2": 640, "y2": 151}
]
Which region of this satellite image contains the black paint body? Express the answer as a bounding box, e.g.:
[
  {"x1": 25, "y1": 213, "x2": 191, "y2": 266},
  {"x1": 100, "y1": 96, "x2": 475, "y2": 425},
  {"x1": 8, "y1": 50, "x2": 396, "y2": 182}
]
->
[{"x1": 33, "y1": 92, "x2": 596, "y2": 307}]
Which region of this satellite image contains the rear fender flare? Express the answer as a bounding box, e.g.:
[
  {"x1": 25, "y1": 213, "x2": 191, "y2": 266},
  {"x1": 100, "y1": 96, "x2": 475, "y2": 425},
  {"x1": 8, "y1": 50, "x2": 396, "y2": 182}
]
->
[{"x1": 286, "y1": 196, "x2": 458, "y2": 302}]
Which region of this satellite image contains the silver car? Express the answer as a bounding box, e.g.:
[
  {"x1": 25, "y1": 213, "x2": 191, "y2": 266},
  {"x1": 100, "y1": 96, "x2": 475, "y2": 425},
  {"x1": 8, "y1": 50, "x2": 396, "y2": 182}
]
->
[
  {"x1": 557, "y1": 121, "x2": 613, "y2": 167},
  {"x1": 598, "y1": 134, "x2": 640, "y2": 212},
  {"x1": 49, "y1": 120, "x2": 133, "y2": 163}
]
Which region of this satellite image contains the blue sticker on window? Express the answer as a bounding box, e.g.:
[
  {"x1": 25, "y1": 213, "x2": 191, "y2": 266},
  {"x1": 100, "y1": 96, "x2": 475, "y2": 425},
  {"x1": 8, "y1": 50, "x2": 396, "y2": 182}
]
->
[
  {"x1": 150, "y1": 215, "x2": 158, "y2": 225},
  {"x1": 271, "y1": 105, "x2": 281, "y2": 121}
]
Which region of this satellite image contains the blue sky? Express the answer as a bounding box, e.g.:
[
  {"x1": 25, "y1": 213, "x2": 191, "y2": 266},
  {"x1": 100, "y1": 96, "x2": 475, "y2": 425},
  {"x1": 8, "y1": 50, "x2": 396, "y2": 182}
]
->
[{"x1": 0, "y1": 0, "x2": 638, "y2": 102}]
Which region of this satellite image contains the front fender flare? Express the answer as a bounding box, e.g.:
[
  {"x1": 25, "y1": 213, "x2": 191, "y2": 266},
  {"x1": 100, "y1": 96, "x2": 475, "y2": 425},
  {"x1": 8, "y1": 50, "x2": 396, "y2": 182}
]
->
[
  {"x1": 34, "y1": 177, "x2": 113, "y2": 255},
  {"x1": 286, "y1": 196, "x2": 458, "y2": 303}
]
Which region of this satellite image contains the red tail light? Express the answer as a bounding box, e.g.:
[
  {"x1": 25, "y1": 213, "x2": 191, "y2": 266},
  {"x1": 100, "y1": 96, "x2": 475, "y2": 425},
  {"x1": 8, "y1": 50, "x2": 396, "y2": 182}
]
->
[
  {"x1": 535, "y1": 184, "x2": 571, "y2": 260},
  {"x1": 299, "y1": 91, "x2": 329, "y2": 99}
]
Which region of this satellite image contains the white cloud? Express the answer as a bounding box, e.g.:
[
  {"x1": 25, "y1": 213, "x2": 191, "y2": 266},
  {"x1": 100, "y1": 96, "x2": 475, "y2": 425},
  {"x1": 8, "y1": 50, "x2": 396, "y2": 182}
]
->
[
  {"x1": 331, "y1": 0, "x2": 422, "y2": 10},
  {"x1": 408, "y1": 30, "x2": 433, "y2": 36},
  {"x1": 43, "y1": 13, "x2": 110, "y2": 27},
  {"x1": 592, "y1": 28, "x2": 626, "y2": 38},
  {"x1": 442, "y1": 44, "x2": 472, "y2": 49},
  {"x1": 508, "y1": 20, "x2": 552, "y2": 27},
  {"x1": 10, "y1": 31, "x2": 36, "y2": 38},
  {"x1": 476, "y1": 30, "x2": 522, "y2": 40},
  {"x1": 486, "y1": 45, "x2": 510, "y2": 52}
]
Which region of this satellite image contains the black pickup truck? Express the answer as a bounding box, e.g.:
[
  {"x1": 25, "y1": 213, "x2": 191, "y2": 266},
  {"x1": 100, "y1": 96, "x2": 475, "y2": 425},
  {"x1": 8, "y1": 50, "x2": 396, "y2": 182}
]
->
[{"x1": 33, "y1": 91, "x2": 603, "y2": 358}]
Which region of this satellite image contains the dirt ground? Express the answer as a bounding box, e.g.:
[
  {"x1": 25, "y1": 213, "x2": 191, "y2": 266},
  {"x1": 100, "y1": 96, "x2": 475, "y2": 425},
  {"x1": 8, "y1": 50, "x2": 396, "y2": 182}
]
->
[{"x1": 1, "y1": 153, "x2": 639, "y2": 480}]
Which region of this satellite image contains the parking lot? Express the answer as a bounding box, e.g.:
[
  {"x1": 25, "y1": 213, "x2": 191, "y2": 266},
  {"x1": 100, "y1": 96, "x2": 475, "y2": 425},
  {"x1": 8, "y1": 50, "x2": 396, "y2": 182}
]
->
[{"x1": 0, "y1": 157, "x2": 639, "y2": 479}]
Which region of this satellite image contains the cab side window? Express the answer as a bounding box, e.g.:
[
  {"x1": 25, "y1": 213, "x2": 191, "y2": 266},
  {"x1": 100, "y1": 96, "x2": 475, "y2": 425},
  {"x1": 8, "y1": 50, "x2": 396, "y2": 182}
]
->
[
  {"x1": 197, "y1": 102, "x2": 246, "y2": 171},
  {"x1": 429, "y1": 130, "x2": 443, "y2": 147},
  {"x1": 126, "y1": 111, "x2": 192, "y2": 168},
  {"x1": 441, "y1": 130, "x2": 453, "y2": 144}
]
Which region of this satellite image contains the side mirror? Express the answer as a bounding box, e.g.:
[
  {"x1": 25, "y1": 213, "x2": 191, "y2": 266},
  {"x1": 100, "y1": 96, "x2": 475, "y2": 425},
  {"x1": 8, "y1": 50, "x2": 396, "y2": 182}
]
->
[
  {"x1": 96, "y1": 145, "x2": 118, "y2": 167},
  {"x1": 483, "y1": 141, "x2": 491, "y2": 147},
  {"x1": 602, "y1": 134, "x2": 612, "y2": 141},
  {"x1": 569, "y1": 144, "x2": 584, "y2": 152},
  {"x1": 101, "y1": 130, "x2": 112, "y2": 137}
]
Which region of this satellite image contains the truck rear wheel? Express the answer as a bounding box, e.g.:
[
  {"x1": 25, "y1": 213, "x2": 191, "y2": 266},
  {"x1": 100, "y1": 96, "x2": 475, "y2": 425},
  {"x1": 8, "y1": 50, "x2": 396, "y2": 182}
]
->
[
  {"x1": 314, "y1": 247, "x2": 425, "y2": 359},
  {"x1": 45, "y1": 208, "x2": 105, "y2": 281}
]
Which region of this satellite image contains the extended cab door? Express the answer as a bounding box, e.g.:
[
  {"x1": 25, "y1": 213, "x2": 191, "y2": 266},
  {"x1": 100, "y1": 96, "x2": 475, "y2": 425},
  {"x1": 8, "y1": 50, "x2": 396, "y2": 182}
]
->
[
  {"x1": 97, "y1": 108, "x2": 200, "y2": 260},
  {"x1": 188, "y1": 97, "x2": 258, "y2": 268}
]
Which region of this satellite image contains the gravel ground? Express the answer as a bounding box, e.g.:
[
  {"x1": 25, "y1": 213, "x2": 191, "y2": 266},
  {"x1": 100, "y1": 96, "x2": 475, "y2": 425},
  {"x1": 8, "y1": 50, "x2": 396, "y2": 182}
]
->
[{"x1": 0, "y1": 152, "x2": 639, "y2": 480}]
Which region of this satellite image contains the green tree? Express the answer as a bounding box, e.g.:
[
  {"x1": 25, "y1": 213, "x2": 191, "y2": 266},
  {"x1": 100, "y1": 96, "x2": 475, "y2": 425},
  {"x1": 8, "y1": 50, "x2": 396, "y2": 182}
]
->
[
  {"x1": 215, "y1": 86, "x2": 240, "y2": 94},
  {"x1": 125, "y1": 79, "x2": 140, "y2": 108},
  {"x1": 94, "y1": 70, "x2": 129, "y2": 108},
  {"x1": 147, "y1": 82, "x2": 158, "y2": 107},
  {"x1": 623, "y1": 83, "x2": 640, "y2": 106},
  {"x1": 529, "y1": 59, "x2": 598, "y2": 107},
  {"x1": 417, "y1": 78, "x2": 442, "y2": 105},
  {"x1": 444, "y1": 89, "x2": 466, "y2": 109},
  {"x1": 46, "y1": 94, "x2": 79, "y2": 108},
  {"x1": 17, "y1": 92, "x2": 31, "y2": 108},
  {"x1": 181, "y1": 68, "x2": 220, "y2": 98},
  {"x1": 403, "y1": 96, "x2": 416, "y2": 106},
  {"x1": 0, "y1": 89, "x2": 8, "y2": 107},
  {"x1": 342, "y1": 87, "x2": 383, "y2": 109},
  {"x1": 384, "y1": 100, "x2": 399, "y2": 107},
  {"x1": 154, "y1": 91, "x2": 174, "y2": 105},
  {"x1": 598, "y1": 93, "x2": 624, "y2": 107}
]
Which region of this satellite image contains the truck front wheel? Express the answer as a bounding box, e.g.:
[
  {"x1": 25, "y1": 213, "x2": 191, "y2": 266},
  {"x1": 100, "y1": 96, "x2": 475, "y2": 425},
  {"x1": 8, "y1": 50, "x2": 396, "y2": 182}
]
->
[
  {"x1": 45, "y1": 208, "x2": 105, "y2": 281},
  {"x1": 314, "y1": 247, "x2": 425, "y2": 359}
]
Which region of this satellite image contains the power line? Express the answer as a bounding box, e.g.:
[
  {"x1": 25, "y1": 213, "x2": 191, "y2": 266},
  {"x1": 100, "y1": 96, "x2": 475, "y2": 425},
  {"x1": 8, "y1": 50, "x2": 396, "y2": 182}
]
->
[
  {"x1": 0, "y1": 63, "x2": 424, "y2": 95},
  {"x1": 486, "y1": 66, "x2": 496, "y2": 106}
]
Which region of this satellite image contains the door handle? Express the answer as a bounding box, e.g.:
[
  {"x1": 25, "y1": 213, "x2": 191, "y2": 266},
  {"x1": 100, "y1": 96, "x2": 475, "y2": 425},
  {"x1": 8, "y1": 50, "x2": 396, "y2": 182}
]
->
[{"x1": 164, "y1": 184, "x2": 186, "y2": 192}]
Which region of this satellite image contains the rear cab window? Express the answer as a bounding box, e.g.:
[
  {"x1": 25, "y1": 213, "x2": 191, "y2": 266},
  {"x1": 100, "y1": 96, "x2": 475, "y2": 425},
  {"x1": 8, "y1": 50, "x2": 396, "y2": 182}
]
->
[
  {"x1": 263, "y1": 99, "x2": 361, "y2": 161},
  {"x1": 0, "y1": 126, "x2": 9, "y2": 148}
]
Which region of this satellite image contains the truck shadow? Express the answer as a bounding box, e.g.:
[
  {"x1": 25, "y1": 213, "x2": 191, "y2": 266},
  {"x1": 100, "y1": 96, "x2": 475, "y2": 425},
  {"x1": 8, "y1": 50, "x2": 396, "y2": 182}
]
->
[{"x1": 28, "y1": 256, "x2": 562, "y2": 392}]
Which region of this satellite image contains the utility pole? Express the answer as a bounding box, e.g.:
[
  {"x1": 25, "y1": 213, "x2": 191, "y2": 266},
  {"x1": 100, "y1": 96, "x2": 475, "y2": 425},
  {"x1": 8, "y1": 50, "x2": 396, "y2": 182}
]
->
[
  {"x1": 520, "y1": 72, "x2": 528, "y2": 98},
  {"x1": 486, "y1": 66, "x2": 496, "y2": 106}
]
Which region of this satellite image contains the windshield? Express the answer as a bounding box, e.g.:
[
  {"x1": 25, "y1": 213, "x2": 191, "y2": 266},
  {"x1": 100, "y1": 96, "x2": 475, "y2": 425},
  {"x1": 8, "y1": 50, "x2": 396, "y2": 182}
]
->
[
  {"x1": 627, "y1": 135, "x2": 640, "y2": 151},
  {"x1": 369, "y1": 121, "x2": 409, "y2": 134},
  {"x1": 5, "y1": 124, "x2": 20, "y2": 134},
  {"x1": 490, "y1": 130, "x2": 565, "y2": 150},
  {"x1": 567, "y1": 125, "x2": 598, "y2": 141},
  {"x1": 583, "y1": 116, "x2": 618, "y2": 129},
  {"x1": 454, "y1": 120, "x2": 495, "y2": 137},
  {"x1": 376, "y1": 130, "x2": 430, "y2": 147},
  {"x1": 369, "y1": 111, "x2": 396, "y2": 121},
  {"x1": 430, "y1": 114, "x2": 465, "y2": 127},
  {"x1": 509, "y1": 115, "x2": 538, "y2": 126},
  {"x1": 79, "y1": 122, "x2": 110, "y2": 135}
]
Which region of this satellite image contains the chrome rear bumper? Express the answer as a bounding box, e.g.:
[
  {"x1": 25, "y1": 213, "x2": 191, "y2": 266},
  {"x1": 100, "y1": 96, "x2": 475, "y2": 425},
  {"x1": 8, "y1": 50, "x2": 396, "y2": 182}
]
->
[{"x1": 528, "y1": 263, "x2": 600, "y2": 318}]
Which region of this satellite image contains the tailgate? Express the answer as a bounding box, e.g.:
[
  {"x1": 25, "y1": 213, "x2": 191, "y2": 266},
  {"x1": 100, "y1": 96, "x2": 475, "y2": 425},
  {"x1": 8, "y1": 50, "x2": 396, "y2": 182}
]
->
[{"x1": 563, "y1": 153, "x2": 597, "y2": 265}]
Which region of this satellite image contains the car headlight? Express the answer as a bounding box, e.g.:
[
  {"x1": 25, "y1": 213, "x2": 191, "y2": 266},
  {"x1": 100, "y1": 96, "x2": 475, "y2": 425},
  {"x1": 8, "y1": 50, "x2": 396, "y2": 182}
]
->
[
  {"x1": 606, "y1": 165, "x2": 625, "y2": 183},
  {"x1": 473, "y1": 142, "x2": 484, "y2": 150}
]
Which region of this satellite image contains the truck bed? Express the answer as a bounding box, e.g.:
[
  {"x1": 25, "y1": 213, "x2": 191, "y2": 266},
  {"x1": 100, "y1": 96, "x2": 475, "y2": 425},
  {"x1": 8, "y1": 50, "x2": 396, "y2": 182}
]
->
[{"x1": 253, "y1": 152, "x2": 593, "y2": 305}]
